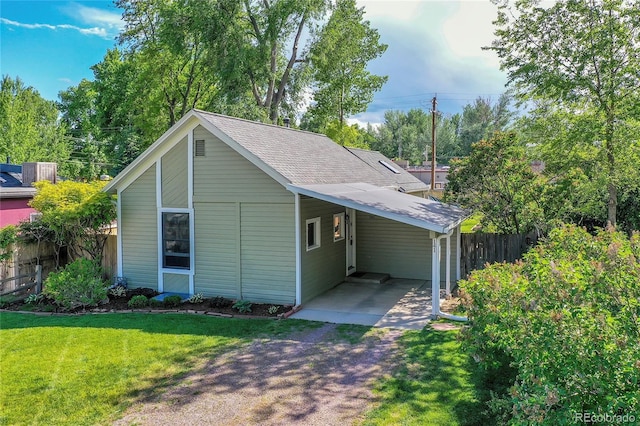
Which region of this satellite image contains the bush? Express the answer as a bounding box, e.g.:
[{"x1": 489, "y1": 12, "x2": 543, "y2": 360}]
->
[
  {"x1": 187, "y1": 293, "x2": 204, "y2": 303},
  {"x1": 127, "y1": 295, "x2": 148, "y2": 309},
  {"x1": 163, "y1": 295, "x2": 183, "y2": 308},
  {"x1": 232, "y1": 300, "x2": 252, "y2": 313},
  {"x1": 24, "y1": 293, "x2": 44, "y2": 305},
  {"x1": 148, "y1": 298, "x2": 163, "y2": 308},
  {"x1": 43, "y1": 259, "x2": 107, "y2": 310},
  {"x1": 460, "y1": 224, "x2": 640, "y2": 424},
  {"x1": 108, "y1": 285, "x2": 127, "y2": 298},
  {"x1": 209, "y1": 296, "x2": 232, "y2": 308}
]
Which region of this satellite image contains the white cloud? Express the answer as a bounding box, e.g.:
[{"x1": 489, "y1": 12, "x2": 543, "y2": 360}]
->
[
  {"x1": 442, "y1": 2, "x2": 500, "y2": 67},
  {"x1": 0, "y1": 17, "x2": 110, "y2": 39},
  {"x1": 73, "y1": 4, "x2": 124, "y2": 32}
]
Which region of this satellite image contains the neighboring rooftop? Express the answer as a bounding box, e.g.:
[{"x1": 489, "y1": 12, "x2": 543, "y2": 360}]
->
[
  {"x1": 0, "y1": 163, "x2": 24, "y2": 188},
  {"x1": 0, "y1": 162, "x2": 58, "y2": 198}
]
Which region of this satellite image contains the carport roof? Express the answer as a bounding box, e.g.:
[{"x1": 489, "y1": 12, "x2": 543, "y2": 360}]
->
[{"x1": 288, "y1": 182, "x2": 468, "y2": 234}]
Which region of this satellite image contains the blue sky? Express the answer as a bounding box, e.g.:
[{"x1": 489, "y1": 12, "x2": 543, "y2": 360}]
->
[{"x1": 0, "y1": 0, "x2": 508, "y2": 125}]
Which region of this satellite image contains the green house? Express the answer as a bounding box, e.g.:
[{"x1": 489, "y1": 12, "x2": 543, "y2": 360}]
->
[{"x1": 103, "y1": 110, "x2": 467, "y2": 316}]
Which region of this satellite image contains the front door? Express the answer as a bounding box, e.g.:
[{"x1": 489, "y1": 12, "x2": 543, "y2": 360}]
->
[{"x1": 346, "y1": 208, "x2": 356, "y2": 275}]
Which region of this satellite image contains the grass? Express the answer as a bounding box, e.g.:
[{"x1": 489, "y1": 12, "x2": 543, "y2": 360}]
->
[
  {"x1": 0, "y1": 312, "x2": 319, "y2": 426},
  {"x1": 1, "y1": 313, "x2": 488, "y2": 426},
  {"x1": 460, "y1": 213, "x2": 482, "y2": 233},
  {"x1": 362, "y1": 328, "x2": 490, "y2": 426}
]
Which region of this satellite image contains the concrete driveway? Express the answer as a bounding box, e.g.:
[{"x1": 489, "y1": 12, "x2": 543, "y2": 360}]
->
[{"x1": 289, "y1": 278, "x2": 435, "y2": 330}]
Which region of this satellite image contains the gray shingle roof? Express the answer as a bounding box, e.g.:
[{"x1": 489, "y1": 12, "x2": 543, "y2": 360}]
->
[
  {"x1": 196, "y1": 111, "x2": 402, "y2": 188},
  {"x1": 345, "y1": 148, "x2": 429, "y2": 193}
]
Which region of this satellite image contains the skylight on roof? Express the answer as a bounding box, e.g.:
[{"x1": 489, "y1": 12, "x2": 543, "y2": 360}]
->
[{"x1": 378, "y1": 160, "x2": 401, "y2": 174}]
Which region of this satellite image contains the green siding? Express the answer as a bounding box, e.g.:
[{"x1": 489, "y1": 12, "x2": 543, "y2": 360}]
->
[
  {"x1": 163, "y1": 273, "x2": 189, "y2": 293},
  {"x1": 240, "y1": 203, "x2": 295, "y2": 304},
  {"x1": 193, "y1": 125, "x2": 291, "y2": 203},
  {"x1": 194, "y1": 202, "x2": 239, "y2": 299},
  {"x1": 357, "y1": 213, "x2": 431, "y2": 279},
  {"x1": 300, "y1": 197, "x2": 347, "y2": 303},
  {"x1": 121, "y1": 165, "x2": 158, "y2": 289},
  {"x1": 161, "y1": 138, "x2": 188, "y2": 208}
]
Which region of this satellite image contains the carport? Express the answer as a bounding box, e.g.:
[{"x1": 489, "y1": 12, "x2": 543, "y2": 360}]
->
[
  {"x1": 288, "y1": 182, "x2": 468, "y2": 319},
  {"x1": 289, "y1": 277, "x2": 437, "y2": 329}
]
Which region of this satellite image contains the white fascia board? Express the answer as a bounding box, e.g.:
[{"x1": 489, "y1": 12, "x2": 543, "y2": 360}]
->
[
  {"x1": 104, "y1": 112, "x2": 201, "y2": 194},
  {"x1": 196, "y1": 116, "x2": 291, "y2": 188},
  {"x1": 287, "y1": 184, "x2": 449, "y2": 235}
]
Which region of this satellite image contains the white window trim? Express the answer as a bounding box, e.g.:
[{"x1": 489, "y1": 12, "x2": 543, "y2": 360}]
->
[
  {"x1": 333, "y1": 212, "x2": 345, "y2": 242},
  {"x1": 306, "y1": 217, "x2": 321, "y2": 251},
  {"x1": 158, "y1": 207, "x2": 195, "y2": 275}
]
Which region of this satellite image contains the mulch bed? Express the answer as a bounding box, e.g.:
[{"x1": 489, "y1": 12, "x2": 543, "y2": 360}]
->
[{"x1": 1, "y1": 287, "x2": 292, "y2": 318}]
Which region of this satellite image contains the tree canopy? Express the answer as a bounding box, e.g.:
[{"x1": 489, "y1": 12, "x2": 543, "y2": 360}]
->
[
  {"x1": 489, "y1": 0, "x2": 640, "y2": 226},
  {"x1": 0, "y1": 75, "x2": 70, "y2": 167},
  {"x1": 444, "y1": 132, "x2": 545, "y2": 234}
]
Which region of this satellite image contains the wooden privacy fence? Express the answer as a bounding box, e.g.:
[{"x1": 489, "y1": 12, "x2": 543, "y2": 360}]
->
[
  {"x1": 0, "y1": 265, "x2": 42, "y2": 299},
  {"x1": 460, "y1": 232, "x2": 539, "y2": 279},
  {"x1": 102, "y1": 234, "x2": 117, "y2": 281}
]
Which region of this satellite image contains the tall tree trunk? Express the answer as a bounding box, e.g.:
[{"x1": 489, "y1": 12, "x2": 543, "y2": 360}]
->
[{"x1": 606, "y1": 111, "x2": 617, "y2": 226}]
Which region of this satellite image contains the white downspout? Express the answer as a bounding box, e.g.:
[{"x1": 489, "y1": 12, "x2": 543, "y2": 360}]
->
[
  {"x1": 294, "y1": 193, "x2": 302, "y2": 306},
  {"x1": 432, "y1": 230, "x2": 467, "y2": 322}
]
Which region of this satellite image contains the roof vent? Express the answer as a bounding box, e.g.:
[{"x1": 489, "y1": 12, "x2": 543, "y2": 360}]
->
[{"x1": 195, "y1": 140, "x2": 206, "y2": 157}]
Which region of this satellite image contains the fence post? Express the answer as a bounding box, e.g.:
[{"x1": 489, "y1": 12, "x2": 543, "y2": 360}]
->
[{"x1": 35, "y1": 265, "x2": 43, "y2": 294}]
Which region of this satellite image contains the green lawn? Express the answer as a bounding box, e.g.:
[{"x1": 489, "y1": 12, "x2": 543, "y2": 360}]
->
[
  {"x1": 1, "y1": 313, "x2": 485, "y2": 425},
  {"x1": 0, "y1": 312, "x2": 318, "y2": 425},
  {"x1": 460, "y1": 213, "x2": 482, "y2": 233},
  {"x1": 362, "y1": 328, "x2": 488, "y2": 426}
]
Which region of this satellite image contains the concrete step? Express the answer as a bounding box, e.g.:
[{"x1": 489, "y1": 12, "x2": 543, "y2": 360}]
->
[{"x1": 345, "y1": 272, "x2": 390, "y2": 284}]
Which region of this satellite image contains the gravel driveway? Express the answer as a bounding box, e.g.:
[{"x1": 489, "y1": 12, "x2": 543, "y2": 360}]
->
[{"x1": 113, "y1": 323, "x2": 404, "y2": 426}]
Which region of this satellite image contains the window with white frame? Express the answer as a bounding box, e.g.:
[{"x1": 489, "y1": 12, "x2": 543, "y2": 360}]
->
[
  {"x1": 333, "y1": 212, "x2": 345, "y2": 242},
  {"x1": 306, "y1": 217, "x2": 321, "y2": 251},
  {"x1": 162, "y1": 212, "x2": 190, "y2": 269}
]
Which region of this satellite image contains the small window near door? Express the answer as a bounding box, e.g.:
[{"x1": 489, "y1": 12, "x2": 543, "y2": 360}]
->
[
  {"x1": 306, "y1": 217, "x2": 321, "y2": 251},
  {"x1": 333, "y1": 213, "x2": 345, "y2": 242}
]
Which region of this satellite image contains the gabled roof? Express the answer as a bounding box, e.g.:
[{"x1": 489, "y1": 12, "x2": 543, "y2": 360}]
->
[
  {"x1": 196, "y1": 111, "x2": 394, "y2": 187},
  {"x1": 345, "y1": 148, "x2": 429, "y2": 193},
  {"x1": 103, "y1": 110, "x2": 467, "y2": 233},
  {"x1": 106, "y1": 109, "x2": 414, "y2": 193}
]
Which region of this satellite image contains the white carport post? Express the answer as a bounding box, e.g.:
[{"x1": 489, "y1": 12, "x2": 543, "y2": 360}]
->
[
  {"x1": 432, "y1": 230, "x2": 461, "y2": 320},
  {"x1": 445, "y1": 233, "x2": 451, "y2": 297},
  {"x1": 431, "y1": 235, "x2": 441, "y2": 318}
]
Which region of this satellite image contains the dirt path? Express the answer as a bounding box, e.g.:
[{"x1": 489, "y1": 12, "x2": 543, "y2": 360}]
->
[{"x1": 113, "y1": 323, "x2": 404, "y2": 426}]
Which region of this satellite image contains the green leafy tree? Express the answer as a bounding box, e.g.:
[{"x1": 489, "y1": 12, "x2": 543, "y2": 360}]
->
[
  {"x1": 444, "y1": 132, "x2": 544, "y2": 234},
  {"x1": 29, "y1": 180, "x2": 116, "y2": 263},
  {"x1": 0, "y1": 75, "x2": 70, "y2": 165},
  {"x1": 458, "y1": 94, "x2": 514, "y2": 155},
  {"x1": 489, "y1": 0, "x2": 640, "y2": 226},
  {"x1": 323, "y1": 120, "x2": 370, "y2": 149},
  {"x1": 116, "y1": 0, "x2": 236, "y2": 126},
  {"x1": 368, "y1": 109, "x2": 430, "y2": 165},
  {"x1": 304, "y1": 0, "x2": 387, "y2": 128}
]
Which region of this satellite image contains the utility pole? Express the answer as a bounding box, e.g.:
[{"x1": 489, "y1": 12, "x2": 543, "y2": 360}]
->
[{"x1": 431, "y1": 95, "x2": 437, "y2": 192}]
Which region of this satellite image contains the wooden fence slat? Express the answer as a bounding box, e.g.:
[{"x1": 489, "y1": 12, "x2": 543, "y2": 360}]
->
[{"x1": 460, "y1": 232, "x2": 538, "y2": 278}]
